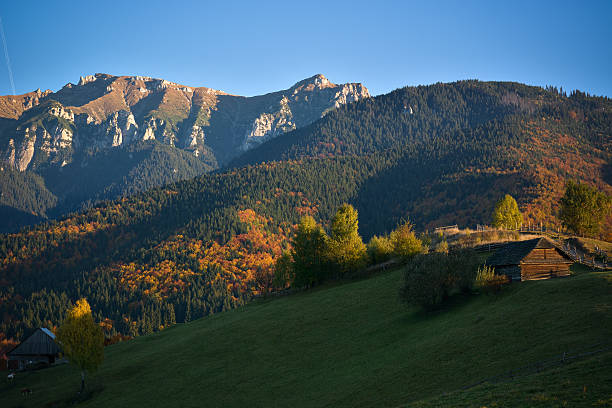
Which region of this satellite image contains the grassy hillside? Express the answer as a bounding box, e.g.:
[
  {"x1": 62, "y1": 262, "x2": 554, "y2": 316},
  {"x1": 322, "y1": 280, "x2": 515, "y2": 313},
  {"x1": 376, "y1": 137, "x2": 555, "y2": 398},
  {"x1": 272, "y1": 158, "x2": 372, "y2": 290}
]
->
[
  {"x1": 3, "y1": 268, "x2": 610, "y2": 408},
  {"x1": 409, "y1": 352, "x2": 612, "y2": 407}
]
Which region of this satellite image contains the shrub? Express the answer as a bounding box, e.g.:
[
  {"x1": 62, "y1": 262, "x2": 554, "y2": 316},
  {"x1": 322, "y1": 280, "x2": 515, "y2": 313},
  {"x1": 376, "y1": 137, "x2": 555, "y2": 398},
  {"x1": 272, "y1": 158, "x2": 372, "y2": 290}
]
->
[
  {"x1": 390, "y1": 221, "x2": 426, "y2": 259},
  {"x1": 451, "y1": 249, "x2": 481, "y2": 292},
  {"x1": 434, "y1": 240, "x2": 449, "y2": 254},
  {"x1": 367, "y1": 235, "x2": 394, "y2": 264},
  {"x1": 399, "y1": 250, "x2": 480, "y2": 310},
  {"x1": 474, "y1": 265, "x2": 508, "y2": 293},
  {"x1": 399, "y1": 254, "x2": 451, "y2": 310}
]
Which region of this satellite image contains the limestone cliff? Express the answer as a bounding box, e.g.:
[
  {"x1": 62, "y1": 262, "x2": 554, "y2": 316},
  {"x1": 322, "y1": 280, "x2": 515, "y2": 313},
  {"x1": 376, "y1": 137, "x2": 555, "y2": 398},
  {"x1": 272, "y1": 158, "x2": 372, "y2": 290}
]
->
[
  {"x1": 0, "y1": 73, "x2": 370, "y2": 171},
  {"x1": 241, "y1": 75, "x2": 370, "y2": 151}
]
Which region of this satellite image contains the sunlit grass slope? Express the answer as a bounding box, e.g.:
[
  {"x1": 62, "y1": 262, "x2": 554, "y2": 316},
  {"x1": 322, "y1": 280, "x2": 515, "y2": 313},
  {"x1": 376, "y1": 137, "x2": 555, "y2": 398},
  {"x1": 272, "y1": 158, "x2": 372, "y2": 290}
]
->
[{"x1": 3, "y1": 269, "x2": 611, "y2": 408}]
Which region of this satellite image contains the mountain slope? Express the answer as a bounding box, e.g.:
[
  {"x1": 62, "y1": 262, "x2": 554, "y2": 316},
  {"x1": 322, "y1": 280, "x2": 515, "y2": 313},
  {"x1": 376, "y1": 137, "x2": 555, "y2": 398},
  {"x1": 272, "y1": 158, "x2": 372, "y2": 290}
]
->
[
  {"x1": 3, "y1": 268, "x2": 611, "y2": 407},
  {"x1": 1, "y1": 73, "x2": 369, "y2": 167},
  {"x1": 233, "y1": 81, "x2": 611, "y2": 233},
  {"x1": 0, "y1": 80, "x2": 610, "y2": 343},
  {"x1": 0, "y1": 74, "x2": 369, "y2": 230}
]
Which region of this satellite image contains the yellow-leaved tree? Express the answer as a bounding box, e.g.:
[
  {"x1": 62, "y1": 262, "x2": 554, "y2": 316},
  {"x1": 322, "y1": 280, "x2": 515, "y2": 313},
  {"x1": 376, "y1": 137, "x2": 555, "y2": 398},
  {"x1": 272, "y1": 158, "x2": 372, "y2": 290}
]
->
[
  {"x1": 56, "y1": 298, "x2": 104, "y2": 393},
  {"x1": 389, "y1": 220, "x2": 425, "y2": 259},
  {"x1": 327, "y1": 204, "x2": 367, "y2": 276},
  {"x1": 492, "y1": 194, "x2": 523, "y2": 230}
]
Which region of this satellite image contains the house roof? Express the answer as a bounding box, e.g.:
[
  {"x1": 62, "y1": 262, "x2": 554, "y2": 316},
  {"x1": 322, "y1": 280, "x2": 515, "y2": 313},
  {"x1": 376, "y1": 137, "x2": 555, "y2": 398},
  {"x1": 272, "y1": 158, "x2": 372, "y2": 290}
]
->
[
  {"x1": 7, "y1": 328, "x2": 61, "y2": 357},
  {"x1": 487, "y1": 237, "x2": 573, "y2": 267},
  {"x1": 40, "y1": 328, "x2": 56, "y2": 339}
]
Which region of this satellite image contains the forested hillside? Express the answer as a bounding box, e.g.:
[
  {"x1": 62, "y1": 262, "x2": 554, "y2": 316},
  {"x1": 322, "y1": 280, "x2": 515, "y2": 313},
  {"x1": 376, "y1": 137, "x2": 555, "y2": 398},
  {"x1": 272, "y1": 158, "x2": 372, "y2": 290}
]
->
[
  {"x1": 234, "y1": 80, "x2": 611, "y2": 232},
  {"x1": 1, "y1": 141, "x2": 212, "y2": 231},
  {"x1": 0, "y1": 74, "x2": 368, "y2": 231},
  {"x1": 1, "y1": 80, "x2": 610, "y2": 343}
]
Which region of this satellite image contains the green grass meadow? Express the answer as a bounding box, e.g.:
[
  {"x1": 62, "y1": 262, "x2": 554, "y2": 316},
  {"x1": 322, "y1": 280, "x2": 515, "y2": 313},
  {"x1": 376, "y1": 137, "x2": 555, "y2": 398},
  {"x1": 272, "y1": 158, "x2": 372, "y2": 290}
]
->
[{"x1": 2, "y1": 267, "x2": 611, "y2": 407}]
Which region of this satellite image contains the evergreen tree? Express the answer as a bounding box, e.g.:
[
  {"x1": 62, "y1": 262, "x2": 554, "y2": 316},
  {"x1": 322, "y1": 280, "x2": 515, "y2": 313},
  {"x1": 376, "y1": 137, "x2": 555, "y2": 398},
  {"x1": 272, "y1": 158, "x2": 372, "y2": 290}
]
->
[
  {"x1": 164, "y1": 303, "x2": 176, "y2": 327},
  {"x1": 291, "y1": 216, "x2": 329, "y2": 287},
  {"x1": 184, "y1": 298, "x2": 192, "y2": 323},
  {"x1": 273, "y1": 250, "x2": 294, "y2": 289}
]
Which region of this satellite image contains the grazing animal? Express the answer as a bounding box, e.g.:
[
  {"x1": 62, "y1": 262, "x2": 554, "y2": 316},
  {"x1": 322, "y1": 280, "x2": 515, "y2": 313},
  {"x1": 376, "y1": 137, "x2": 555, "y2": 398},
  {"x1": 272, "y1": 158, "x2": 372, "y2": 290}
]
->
[
  {"x1": 21, "y1": 388, "x2": 32, "y2": 396},
  {"x1": 7, "y1": 372, "x2": 15, "y2": 381}
]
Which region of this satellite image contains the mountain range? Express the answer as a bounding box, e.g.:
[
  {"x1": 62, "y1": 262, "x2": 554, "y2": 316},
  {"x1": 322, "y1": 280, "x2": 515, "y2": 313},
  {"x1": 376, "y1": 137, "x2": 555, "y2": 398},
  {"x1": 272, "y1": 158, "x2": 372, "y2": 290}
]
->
[
  {"x1": 0, "y1": 77, "x2": 610, "y2": 342},
  {"x1": 0, "y1": 74, "x2": 369, "y2": 230}
]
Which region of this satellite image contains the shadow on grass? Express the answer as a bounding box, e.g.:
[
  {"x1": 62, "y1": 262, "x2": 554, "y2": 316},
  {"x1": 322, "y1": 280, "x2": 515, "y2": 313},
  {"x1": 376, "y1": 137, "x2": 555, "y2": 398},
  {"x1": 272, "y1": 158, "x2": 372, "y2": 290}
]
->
[
  {"x1": 65, "y1": 383, "x2": 105, "y2": 406},
  {"x1": 42, "y1": 382, "x2": 105, "y2": 408},
  {"x1": 398, "y1": 284, "x2": 516, "y2": 325}
]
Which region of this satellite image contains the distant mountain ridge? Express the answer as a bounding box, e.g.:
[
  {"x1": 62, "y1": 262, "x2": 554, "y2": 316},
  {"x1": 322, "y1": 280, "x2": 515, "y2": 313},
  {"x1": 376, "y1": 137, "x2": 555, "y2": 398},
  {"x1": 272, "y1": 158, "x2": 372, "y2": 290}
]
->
[
  {"x1": 0, "y1": 73, "x2": 369, "y2": 169},
  {"x1": 0, "y1": 74, "x2": 369, "y2": 230}
]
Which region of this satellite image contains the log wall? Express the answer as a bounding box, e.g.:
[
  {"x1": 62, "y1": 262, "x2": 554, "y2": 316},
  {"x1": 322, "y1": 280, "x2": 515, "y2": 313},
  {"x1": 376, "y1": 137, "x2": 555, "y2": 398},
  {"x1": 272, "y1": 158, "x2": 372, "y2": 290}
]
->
[
  {"x1": 521, "y1": 263, "x2": 571, "y2": 281},
  {"x1": 523, "y1": 248, "x2": 567, "y2": 262}
]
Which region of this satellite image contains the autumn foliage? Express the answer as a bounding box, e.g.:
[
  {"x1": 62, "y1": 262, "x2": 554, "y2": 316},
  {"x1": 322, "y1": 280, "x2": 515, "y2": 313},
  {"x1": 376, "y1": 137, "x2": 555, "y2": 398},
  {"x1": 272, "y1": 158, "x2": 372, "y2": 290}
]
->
[{"x1": 56, "y1": 299, "x2": 104, "y2": 392}]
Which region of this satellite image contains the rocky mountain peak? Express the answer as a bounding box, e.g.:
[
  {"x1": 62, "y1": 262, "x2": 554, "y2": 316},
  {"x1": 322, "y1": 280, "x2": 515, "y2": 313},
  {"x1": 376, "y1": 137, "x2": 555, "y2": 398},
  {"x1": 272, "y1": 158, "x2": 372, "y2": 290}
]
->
[
  {"x1": 1, "y1": 73, "x2": 371, "y2": 172},
  {"x1": 78, "y1": 75, "x2": 96, "y2": 86},
  {"x1": 291, "y1": 74, "x2": 334, "y2": 91},
  {"x1": 77, "y1": 73, "x2": 113, "y2": 86}
]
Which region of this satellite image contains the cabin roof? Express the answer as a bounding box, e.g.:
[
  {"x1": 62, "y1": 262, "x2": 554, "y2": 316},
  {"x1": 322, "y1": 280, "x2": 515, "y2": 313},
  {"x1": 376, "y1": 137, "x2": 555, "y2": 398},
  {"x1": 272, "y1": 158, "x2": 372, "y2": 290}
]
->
[
  {"x1": 7, "y1": 328, "x2": 61, "y2": 357},
  {"x1": 40, "y1": 328, "x2": 56, "y2": 339},
  {"x1": 487, "y1": 237, "x2": 573, "y2": 267}
]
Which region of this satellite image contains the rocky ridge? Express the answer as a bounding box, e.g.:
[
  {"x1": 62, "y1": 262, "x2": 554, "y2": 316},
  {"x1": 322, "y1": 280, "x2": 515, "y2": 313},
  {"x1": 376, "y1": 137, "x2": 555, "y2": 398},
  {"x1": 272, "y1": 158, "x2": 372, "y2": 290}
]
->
[
  {"x1": 0, "y1": 74, "x2": 369, "y2": 230},
  {"x1": 0, "y1": 73, "x2": 369, "y2": 172}
]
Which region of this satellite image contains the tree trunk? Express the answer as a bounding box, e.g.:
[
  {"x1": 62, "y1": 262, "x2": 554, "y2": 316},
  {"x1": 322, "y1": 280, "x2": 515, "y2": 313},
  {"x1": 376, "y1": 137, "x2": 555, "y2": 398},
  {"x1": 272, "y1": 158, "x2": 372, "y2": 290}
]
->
[{"x1": 80, "y1": 370, "x2": 85, "y2": 394}]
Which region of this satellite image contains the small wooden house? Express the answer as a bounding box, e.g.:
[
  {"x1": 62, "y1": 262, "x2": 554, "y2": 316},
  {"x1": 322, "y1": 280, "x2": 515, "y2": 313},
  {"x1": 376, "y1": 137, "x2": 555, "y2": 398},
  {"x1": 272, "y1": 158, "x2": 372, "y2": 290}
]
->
[
  {"x1": 487, "y1": 237, "x2": 574, "y2": 281},
  {"x1": 7, "y1": 328, "x2": 61, "y2": 370}
]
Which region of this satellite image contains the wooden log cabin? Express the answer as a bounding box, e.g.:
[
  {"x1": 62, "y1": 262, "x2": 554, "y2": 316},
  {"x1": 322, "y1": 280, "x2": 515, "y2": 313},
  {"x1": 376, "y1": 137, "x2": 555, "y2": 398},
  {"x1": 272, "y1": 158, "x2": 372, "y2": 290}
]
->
[
  {"x1": 6, "y1": 328, "x2": 61, "y2": 370},
  {"x1": 487, "y1": 237, "x2": 574, "y2": 281}
]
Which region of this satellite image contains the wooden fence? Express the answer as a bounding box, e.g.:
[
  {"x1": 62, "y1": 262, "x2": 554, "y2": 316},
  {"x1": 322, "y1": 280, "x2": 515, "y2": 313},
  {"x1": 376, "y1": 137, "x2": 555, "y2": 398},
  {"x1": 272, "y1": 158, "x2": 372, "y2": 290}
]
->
[
  {"x1": 560, "y1": 242, "x2": 609, "y2": 270},
  {"x1": 471, "y1": 226, "x2": 609, "y2": 270}
]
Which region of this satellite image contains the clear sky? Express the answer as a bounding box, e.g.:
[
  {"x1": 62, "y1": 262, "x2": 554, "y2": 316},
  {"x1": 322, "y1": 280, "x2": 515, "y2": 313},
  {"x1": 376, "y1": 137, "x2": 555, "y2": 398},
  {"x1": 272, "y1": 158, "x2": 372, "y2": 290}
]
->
[{"x1": 1, "y1": 0, "x2": 610, "y2": 97}]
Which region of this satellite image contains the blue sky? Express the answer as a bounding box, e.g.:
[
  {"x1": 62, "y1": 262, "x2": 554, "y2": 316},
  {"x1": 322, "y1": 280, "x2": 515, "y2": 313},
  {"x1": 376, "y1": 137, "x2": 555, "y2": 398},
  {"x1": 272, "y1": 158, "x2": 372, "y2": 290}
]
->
[{"x1": 1, "y1": 1, "x2": 611, "y2": 97}]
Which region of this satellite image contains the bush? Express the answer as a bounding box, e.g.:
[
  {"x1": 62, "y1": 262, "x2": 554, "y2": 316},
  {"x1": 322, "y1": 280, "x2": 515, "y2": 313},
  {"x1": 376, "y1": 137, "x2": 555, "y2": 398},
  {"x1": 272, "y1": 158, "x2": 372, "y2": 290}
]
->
[
  {"x1": 399, "y1": 254, "x2": 451, "y2": 309},
  {"x1": 390, "y1": 221, "x2": 426, "y2": 259},
  {"x1": 434, "y1": 240, "x2": 449, "y2": 254},
  {"x1": 451, "y1": 250, "x2": 482, "y2": 292},
  {"x1": 367, "y1": 235, "x2": 394, "y2": 264},
  {"x1": 474, "y1": 265, "x2": 508, "y2": 293},
  {"x1": 399, "y1": 250, "x2": 480, "y2": 310}
]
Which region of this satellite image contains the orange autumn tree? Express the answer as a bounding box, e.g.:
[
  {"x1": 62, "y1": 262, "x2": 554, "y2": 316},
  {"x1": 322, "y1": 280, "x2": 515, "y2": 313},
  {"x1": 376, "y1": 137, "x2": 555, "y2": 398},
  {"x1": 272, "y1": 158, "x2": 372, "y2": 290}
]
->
[{"x1": 56, "y1": 299, "x2": 104, "y2": 393}]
